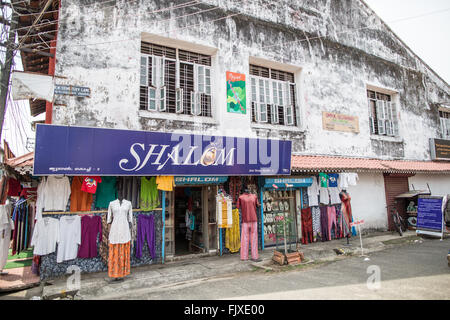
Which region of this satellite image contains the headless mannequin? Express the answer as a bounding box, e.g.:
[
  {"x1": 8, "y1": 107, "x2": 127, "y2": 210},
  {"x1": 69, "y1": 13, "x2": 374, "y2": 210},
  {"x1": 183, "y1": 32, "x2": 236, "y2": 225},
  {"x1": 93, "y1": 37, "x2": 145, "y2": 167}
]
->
[
  {"x1": 108, "y1": 191, "x2": 126, "y2": 282},
  {"x1": 340, "y1": 189, "x2": 351, "y2": 245}
]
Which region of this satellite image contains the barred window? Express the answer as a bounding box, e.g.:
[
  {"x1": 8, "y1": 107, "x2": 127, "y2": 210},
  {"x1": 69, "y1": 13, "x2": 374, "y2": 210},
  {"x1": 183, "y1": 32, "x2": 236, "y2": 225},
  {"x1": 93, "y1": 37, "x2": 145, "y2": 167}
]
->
[
  {"x1": 140, "y1": 42, "x2": 212, "y2": 117},
  {"x1": 249, "y1": 64, "x2": 298, "y2": 126},
  {"x1": 367, "y1": 90, "x2": 398, "y2": 136},
  {"x1": 439, "y1": 110, "x2": 450, "y2": 139}
]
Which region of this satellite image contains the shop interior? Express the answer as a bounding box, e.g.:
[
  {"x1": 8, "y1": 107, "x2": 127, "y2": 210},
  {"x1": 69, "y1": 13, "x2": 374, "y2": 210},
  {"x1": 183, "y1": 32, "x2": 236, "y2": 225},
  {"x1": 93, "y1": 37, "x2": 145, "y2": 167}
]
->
[{"x1": 174, "y1": 187, "x2": 203, "y2": 256}]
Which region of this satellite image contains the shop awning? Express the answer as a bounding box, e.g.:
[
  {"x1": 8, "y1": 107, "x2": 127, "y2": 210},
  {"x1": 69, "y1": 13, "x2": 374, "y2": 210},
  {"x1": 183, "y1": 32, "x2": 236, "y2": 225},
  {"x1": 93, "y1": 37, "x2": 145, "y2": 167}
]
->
[
  {"x1": 395, "y1": 190, "x2": 431, "y2": 198},
  {"x1": 291, "y1": 155, "x2": 450, "y2": 174},
  {"x1": 4, "y1": 152, "x2": 34, "y2": 175}
]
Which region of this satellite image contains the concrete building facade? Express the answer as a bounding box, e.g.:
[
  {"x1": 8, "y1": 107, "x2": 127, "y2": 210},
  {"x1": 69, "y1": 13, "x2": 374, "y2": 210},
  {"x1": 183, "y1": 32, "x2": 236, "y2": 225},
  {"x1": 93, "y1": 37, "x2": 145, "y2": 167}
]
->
[{"x1": 19, "y1": 0, "x2": 450, "y2": 234}]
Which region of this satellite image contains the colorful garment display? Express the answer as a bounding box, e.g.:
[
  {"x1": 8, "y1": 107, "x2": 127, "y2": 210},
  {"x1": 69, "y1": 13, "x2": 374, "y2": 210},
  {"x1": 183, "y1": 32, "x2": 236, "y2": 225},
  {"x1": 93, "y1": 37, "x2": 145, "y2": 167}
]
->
[
  {"x1": 135, "y1": 214, "x2": 155, "y2": 259},
  {"x1": 70, "y1": 176, "x2": 93, "y2": 212},
  {"x1": 11, "y1": 199, "x2": 32, "y2": 255},
  {"x1": 225, "y1": 208, "x2": 240, "y2": 253},
  {"x1": 240, "y1": 222, "x2": 258, "y2": 260},
  {"x1": 319, "y1": 173, "x2": 328, "y2": 188},
  {"x1": 328, "y1": 173, "x2": 339, "y2": 188},
  {"x1": 57, "y1": 215, "x2": 81, "y2": 263},
  {"x1": 140, "y1": 177, "x2": 160, "y2": 211},
  {"x1": 155, "y1": 176, "x2": 174, "y2": 191},
  {"x1": 217, "y1": 195, "x2": 232, "y2": 228},
  {"x1": 340, "y1": 191, "x2": 353, "y2": 237},
  {"x1": 130, "y1": 214, "x2": 137, "y2": 250},
  {"x1": 78, "y1": 215, "x2": 102, "y2": 258},
  {"x1": 327, "y1": 206, "x2": 338, "y2": 241},
  {"x1": 7, "y1": 178, "x2": 22, "y2": 197},
  {"x1": 301, "y1": 207, "x2": 313, "y2": 244},
  {"x1": 320, "y1": 206, "x2": 329, "y2": 242},
  {"x1": 42, "y1": 176, "x2": 71, "y2": 211},
  {"x1": 228, "y1": 177, "x2": 242, "y2": 205},
  {"x1": 117, "y1": 177, "x2": 140, "y2": 209},
  {"x1": 31, "y1": 217, "x2": 59, "y2": 256},
  {"x1": 95, "y1": 176, "x2": 117, "y2": 209},
  {"x1": 99, "y1": 214, "x2": 111, "y2": 263},
  {"x1": 237, "y1": 193, "x2": 260, "y2": 223},
  {"x1": 108, "y1": 241, "x2": 130, "y2": 278},
  {"x1": 311, "y1": 206, "x2": 321, "y2": 241},
  {"x1": 81, "y1": 176, "x2": 102, "y2": 194}
]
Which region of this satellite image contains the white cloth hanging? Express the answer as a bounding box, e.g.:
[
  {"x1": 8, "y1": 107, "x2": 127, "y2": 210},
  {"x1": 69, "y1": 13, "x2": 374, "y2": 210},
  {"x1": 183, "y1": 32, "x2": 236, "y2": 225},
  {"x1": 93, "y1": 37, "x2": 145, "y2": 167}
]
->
[
  {"x1": 307, "y1": 176, "x2": 320, "y2": 207},
  {"x1": 42, "y1": 176, "x2": 71, "y2": 211},
  {"x1": 31, "y1": 216, "x2": 59, "y2": 256},
  {"x1": 319, "y1": 187, "x2": 330, "y2": 205},
  {"x1": 339, "y1": 173, "x2": 359, "y2": 190},
  {"x1": 57, "y1": 215, "x2": 81, "y2": 263},
  {"x1": 0, "y1": 201, "x2": 14, "y2": 270},
  {"x1": 35, "y1": 177, "x2": 46, "y2": 220},
  {"x1": 328, "y1": 187, "x2": 341, "y2": 205},
  {"x1": 107, "y1": 199, "x2": 133, "y2": 244}
]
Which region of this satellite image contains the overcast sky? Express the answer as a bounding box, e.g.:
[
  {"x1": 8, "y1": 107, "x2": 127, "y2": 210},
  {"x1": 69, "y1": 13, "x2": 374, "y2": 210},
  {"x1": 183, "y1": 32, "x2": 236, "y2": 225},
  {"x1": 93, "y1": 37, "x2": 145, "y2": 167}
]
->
[{"x1": 364, "y1": 0, "x2": 450, "y2": 85}]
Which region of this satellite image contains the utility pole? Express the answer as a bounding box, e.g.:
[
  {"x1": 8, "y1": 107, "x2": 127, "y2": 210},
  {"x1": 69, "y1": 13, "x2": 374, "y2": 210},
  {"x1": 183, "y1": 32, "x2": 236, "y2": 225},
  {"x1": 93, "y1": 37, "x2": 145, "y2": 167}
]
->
[{"x1": 0, "y1": 0, "x2": 19, "y2": 143}]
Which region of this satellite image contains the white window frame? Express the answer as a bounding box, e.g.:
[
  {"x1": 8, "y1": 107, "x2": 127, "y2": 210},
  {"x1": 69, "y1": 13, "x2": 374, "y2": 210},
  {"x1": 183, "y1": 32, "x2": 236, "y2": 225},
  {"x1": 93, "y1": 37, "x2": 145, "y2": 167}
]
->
[
  {"x1": 440, "y1": 111, "x2": 450, "y2": 139},
  {"x1": 191, "y1": 91, "x2": 201, "y2": 116},
  {"x1": 370, "y1": 98, "x2": 398, "y2": 137},
  {"x1": 176, "y1": 88, "x2": 184, "y2": 113},
  {"x1": 250, "y1": 75, "x2": 296, "y2": 126},
  {"x1": 140, "y1": 51, "x2": 212, "y2": 116},
  {"x1": 140, "y1": 56, "x2": 148, "y2": 86}
]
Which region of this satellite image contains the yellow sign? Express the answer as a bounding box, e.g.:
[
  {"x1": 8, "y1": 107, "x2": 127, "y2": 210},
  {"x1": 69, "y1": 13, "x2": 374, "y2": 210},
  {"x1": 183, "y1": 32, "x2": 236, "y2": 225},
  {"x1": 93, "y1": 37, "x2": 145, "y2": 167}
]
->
[{"x1": 322, "y1": 112, "x2": 359, "y2": 133}]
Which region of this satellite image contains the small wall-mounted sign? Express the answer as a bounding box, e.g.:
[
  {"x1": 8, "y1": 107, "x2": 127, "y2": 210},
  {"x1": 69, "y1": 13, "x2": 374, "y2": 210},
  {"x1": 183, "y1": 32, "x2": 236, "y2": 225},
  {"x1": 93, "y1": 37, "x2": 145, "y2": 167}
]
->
[
  {"x1": 430, "y1": 138, "x2": 450, "y2": 161},
  {"x1": 55, "y1": 84, "x2": 91, "y2": 97},
  {"x1": 322, "y1": 111, "x2": 359, "y2": 133}
]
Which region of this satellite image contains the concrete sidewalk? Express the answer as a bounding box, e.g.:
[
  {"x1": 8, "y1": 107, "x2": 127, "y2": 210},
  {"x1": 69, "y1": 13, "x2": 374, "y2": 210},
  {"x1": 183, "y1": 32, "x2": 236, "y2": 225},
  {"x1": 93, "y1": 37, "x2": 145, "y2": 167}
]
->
[{"x1": 36, "y1": 230, "x2": 424, "y2": 300}]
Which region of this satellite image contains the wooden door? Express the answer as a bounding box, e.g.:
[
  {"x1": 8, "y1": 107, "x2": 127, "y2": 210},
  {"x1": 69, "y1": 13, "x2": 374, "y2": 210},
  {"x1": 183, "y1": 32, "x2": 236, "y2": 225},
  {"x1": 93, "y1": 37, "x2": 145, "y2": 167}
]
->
[{"x1": 383, "y1": 174, "x2": 411, "y2": 230}]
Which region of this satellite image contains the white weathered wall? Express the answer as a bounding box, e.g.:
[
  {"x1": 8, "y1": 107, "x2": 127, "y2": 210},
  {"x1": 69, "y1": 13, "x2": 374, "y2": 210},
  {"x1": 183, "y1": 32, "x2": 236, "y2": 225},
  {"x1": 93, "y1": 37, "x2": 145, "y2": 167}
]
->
[
  {"x1": 346, "y1": 173, "x2": 388, "y2": 230},
  {"x1": 408, "y1": 174, "x2": 450, "y2": 197},
  {"x1": 52, "y1": 0, "x2": 450, "y2": 162}
]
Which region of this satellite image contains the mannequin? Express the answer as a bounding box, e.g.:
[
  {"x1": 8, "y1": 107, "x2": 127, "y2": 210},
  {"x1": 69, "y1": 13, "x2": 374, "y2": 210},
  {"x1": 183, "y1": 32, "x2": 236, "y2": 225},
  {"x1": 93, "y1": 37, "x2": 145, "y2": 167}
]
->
[
  {"x1": 340, "y1": 190, "x2": 352, "y2": 241},
  {"x1": 106, "y1": 190, "x2": 133, "y2": 282},
  {"x1": 0, "y1": 198, "x2": 14, "y2": 275},
  {"x1": 237, "y1": 187, "x2": 261, "y2": 262}
]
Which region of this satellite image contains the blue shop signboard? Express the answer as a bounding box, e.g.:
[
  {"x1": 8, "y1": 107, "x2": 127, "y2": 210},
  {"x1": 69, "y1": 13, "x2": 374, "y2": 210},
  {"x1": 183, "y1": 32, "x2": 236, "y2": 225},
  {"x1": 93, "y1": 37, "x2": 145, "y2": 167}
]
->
[
  {"x1": 263, "y1": 177, "x2": 313, "y2": 189},
  {"x1": 33, "y1": 124, "x2": 292, "y2": 176},
  {"x1": 416, "y1": 195, "x2": 446, "y2": 237},
  {"x1": 174, "y1": 176, "x2": 228, "y2": 185}
]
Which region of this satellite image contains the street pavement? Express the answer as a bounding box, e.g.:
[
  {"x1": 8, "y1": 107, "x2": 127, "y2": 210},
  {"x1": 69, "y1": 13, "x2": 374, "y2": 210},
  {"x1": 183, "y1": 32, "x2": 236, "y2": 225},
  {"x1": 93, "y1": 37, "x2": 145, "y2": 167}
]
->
[
  {"x1": 95, "y1": 236, "x2": 450, "y2": 300},
  {"x1": 1, "y1": 231, "x2": 448, "y2": 300}
]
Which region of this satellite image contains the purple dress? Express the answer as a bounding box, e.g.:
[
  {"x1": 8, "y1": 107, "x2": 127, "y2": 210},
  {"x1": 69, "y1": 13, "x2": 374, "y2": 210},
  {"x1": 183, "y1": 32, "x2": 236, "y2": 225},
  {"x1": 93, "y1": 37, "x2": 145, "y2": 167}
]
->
[{"x1": 77, "y1": 215, "x2": 102, "y2": 258}]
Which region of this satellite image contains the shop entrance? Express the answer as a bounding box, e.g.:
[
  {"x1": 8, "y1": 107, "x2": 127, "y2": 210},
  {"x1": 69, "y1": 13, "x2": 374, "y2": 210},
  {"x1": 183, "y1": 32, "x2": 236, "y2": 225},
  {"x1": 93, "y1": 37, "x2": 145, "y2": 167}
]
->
[
  {"x1": 167, "y1": 185, "x2": 218, "y2": 257},
  {"x1": 174, "y1": 186, "x2": 203, "y2": 255}
]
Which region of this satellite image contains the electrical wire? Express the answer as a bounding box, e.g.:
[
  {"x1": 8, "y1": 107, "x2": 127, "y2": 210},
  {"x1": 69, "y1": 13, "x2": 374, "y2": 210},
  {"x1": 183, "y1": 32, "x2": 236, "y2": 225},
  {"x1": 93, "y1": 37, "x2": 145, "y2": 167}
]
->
[
  {"x1": 13, "y1": 4, "x2": 225, "y2": 51},
  {"x1": 10, "y1": 0, "x2": 201, "y2": 33},
  {"x1": 261, "y1": 7, "x2": 450, "y2": 50}
]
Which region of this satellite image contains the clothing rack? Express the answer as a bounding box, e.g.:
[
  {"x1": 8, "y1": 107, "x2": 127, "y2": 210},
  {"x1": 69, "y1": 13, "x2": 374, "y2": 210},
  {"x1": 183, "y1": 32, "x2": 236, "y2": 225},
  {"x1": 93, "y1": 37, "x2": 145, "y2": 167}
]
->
[{"x1": 42, "y1": 208, "x2": 163, "y2": 215}]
